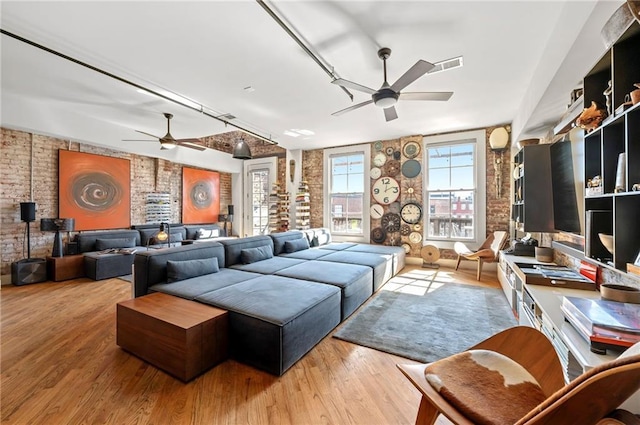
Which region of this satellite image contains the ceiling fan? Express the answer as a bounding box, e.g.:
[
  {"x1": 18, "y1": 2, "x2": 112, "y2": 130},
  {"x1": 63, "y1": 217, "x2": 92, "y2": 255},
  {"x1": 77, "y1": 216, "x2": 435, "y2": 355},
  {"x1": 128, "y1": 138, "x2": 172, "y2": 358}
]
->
[
  {"x1": 124, "y1": 113, "x2": 206, "y2": 151},
  {"x1": 332, "y1": 47, "x2": 453, "y2": 122}
]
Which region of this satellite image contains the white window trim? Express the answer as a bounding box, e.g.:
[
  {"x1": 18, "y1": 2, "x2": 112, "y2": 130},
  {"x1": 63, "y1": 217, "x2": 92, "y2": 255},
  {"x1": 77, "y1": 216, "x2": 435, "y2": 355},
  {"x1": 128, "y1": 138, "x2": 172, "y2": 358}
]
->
[
  {"x1": 323, "y1": 144, "x2": 371, "y2": 243},
  {"x1": 423, "y1": 129, "x2": 486, "y2": 250}
]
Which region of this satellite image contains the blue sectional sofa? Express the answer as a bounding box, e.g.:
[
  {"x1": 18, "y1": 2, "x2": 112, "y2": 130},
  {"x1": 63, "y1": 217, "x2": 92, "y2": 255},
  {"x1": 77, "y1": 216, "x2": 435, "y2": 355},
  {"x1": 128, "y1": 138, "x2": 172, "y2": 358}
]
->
[{"x1": 132, "y1": 229, "x2": 405, "y2": 376}]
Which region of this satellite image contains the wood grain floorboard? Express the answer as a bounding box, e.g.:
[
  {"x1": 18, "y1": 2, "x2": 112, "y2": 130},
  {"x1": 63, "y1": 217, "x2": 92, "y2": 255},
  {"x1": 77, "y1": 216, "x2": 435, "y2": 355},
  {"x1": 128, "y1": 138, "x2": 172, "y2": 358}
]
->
[{"x1": 1, "y1": 265, "x2": 499, "y2": 424}]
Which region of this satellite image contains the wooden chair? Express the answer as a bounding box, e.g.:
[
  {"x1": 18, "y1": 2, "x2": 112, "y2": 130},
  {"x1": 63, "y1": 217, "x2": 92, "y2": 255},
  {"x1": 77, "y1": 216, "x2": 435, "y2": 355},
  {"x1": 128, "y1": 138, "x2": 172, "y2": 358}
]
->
[
  {"x1": 397, "y1": 326, "x2": 640, "y2": 425},
  {"x1": 454, "y1": 230, "x2": 508, "y2": 280}
]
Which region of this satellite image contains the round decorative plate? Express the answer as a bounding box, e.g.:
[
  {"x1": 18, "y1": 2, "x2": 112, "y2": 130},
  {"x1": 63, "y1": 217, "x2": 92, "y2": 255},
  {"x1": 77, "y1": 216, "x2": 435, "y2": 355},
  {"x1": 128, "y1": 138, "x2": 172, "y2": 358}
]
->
[
  {"x1": 403, "y1": 141, "x2": 421, "y2": 159},
  {"x1": 409, "y1": 231, "x2": 422, "y2": 244},
  {"x1": 370, "y1": 167, "x2": 382, "y2": 179},
  {"x1": 401, "y1": 159, "x2": 421, "y2": 178},
  {"x1": 393, "y1": 150, "x2": 401, "y2": 160},
  {"x1": 400, "y1": 224, "x2": 411, "y2": 236},
  {"x1": 370, "y1": 204, "x2": 384, "y2": 219},
  {"x1": 374, "y1": 141, "x2": 383, "y2": 152},
  {"x1": 381, "y1": 212, "x2": 401, "y2": 233},
  {"x1": 388, "y1": 201, "x2": 401, "y2": 214},
  {"x1": 413, "y1": 223, "x2": 422, "y2": 231},
  {"x1": 371, "y1": 227, "x2": 387, "y2": 244},
  {"x1": 421, "y1": 244, "x2": 440, "y2": 262},
  {"x1": 402, "y1": 243, "x2": 411, "y2": 254},
  {"x1": 384, "y1": 160, "x2": 401, "y2": 176},
  {"x1": 385, "y1": 146, "x2": 394, "y2": 156}
]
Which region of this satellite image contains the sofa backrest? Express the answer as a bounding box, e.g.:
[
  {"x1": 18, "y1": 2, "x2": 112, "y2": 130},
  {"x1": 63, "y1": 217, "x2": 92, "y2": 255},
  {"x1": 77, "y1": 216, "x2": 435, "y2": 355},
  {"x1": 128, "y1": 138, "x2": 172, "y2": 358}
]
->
[
  {"x1": 133, "y1": 242, "x2": 225, "y2": 297},
  {"x1": 270, "y1": 231, "x2": 305, "y2": 255},
  {"x1": 219, "y1": 235, "x2": 273, "y2": 268},
  {"x1": 184, "y1": 224, "x2": 226, "y2": 240},
  {"x1": 136, "y1": 226, "x2": 186, "y2": 247},
  {"x1": 76, "y1": 230, "x2": 142, "y2": 253}
]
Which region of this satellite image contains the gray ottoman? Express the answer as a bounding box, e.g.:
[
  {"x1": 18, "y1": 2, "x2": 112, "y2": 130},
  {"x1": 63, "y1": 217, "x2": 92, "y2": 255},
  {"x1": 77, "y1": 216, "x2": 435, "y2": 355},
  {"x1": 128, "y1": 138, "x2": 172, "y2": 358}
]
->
[
  {"x1": 84, "y1": 252, "x2": 135, "y2": 280},
  {"x1": 195, "y1": 275, "x2": 341, "y2": 376},
  {"x1": 317, "y1": 250, "x2": 392, "y2": 292}
]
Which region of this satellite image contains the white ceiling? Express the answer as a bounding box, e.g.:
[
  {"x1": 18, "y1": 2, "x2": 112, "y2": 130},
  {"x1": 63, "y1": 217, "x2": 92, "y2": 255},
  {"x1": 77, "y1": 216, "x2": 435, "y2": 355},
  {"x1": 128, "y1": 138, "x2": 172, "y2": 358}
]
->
[{"x1": 0, "y1": 0, "x2": 624, "y2": 170}]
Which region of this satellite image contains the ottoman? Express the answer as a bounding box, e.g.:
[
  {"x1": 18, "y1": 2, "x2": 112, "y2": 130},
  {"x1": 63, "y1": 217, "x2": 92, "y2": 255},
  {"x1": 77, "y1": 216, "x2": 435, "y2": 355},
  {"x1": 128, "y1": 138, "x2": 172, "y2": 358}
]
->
[{"x1": 84, "y1": 252, "x2": 135, "y2": 280}]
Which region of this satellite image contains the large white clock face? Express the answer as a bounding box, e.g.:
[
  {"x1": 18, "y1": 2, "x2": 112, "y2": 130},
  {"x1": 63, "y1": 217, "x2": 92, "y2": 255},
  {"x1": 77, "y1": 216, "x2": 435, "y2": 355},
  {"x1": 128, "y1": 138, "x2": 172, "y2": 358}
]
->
[
  {"x1": 370, "y1": 204, "x2": 384, "y2": 219},
  {"x1": 372, "y1": 177, "x2": 400, "y2": 205},
  {"x1": 400, "y1": 202, "x2": 422, "y2": 224},
  {"x1": 373, "y1": 152, "x2": 387, "y2": 167}
]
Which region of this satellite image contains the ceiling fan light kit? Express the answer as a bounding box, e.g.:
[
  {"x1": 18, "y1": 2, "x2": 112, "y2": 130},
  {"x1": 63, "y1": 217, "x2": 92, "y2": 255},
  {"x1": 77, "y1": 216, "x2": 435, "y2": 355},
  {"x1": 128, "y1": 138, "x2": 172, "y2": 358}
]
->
[{"x1": 331, "y1": 47, "x2": 453, "y2": 122}]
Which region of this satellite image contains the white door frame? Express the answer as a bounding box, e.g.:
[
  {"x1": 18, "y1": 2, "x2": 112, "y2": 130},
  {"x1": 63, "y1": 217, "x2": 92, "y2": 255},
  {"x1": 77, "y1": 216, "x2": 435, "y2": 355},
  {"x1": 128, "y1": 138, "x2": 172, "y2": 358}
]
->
[{"x1": 243, "y1": 157, "x2": 277, "y2": 237}]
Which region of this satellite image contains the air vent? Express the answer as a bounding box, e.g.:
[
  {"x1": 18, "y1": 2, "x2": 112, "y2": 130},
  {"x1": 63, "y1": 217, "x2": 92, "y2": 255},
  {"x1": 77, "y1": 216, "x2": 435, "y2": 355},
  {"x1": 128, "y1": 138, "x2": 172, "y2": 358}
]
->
[
  {"x1": 218, "y1": 113, "x2": 236, "y2": 121},
  {"x1": 428, "y1": 56, "x2": 463, "y2": 74}
]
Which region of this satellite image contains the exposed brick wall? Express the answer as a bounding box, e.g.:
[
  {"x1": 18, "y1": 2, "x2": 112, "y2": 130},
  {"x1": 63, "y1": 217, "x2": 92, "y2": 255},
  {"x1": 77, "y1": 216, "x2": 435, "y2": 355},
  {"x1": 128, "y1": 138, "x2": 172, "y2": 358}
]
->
[
  {"x1": 302, "y1": 149, "x2": 324, "y2": 229},
  {"x1": 1, "y1": 127, "x2": 231, "y2": 277}
]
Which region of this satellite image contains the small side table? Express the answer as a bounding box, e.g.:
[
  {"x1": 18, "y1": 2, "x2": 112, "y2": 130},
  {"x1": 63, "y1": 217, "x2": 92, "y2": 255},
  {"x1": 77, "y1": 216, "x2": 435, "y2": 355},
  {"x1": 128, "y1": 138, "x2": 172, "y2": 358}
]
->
[
  {"x1": 46, "y1": 255, "x2": 85, "y2": 281},
  {"x1": 117, "y1": 292, "x2": 228, "y2": 382}
]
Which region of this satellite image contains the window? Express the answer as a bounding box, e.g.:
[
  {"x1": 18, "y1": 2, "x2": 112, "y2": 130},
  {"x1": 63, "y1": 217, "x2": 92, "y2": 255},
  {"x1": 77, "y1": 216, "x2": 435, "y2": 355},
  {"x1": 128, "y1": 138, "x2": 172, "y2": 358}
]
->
[
  {"x1": 244, "y1": 157, "x2": 276, "y2": 236},
  {"x1": 324, "y1": 145, "x2": 371, "y2": 242},
  {"x1": 423, "y1": 130, "x2": 486, "y2": 248}
]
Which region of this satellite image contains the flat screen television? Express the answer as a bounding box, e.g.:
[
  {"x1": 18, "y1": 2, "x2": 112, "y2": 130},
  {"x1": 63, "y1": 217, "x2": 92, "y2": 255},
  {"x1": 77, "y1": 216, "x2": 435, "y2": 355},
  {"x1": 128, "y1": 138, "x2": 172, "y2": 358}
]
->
[{"x1": 550, "y1": 128, "x2": 585, "y2": 235}]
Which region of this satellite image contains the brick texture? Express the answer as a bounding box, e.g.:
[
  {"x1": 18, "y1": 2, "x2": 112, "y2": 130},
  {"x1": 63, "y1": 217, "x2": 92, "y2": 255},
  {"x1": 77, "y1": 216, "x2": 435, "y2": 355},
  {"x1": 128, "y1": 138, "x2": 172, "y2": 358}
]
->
[{"x1": 1, "y1": 128, "x2": 232, "y2": 276}]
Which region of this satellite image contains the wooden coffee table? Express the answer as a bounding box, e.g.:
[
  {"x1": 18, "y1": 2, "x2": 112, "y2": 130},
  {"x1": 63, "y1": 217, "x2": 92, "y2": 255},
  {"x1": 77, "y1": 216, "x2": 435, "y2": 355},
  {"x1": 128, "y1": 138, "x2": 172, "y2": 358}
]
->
[{"x1": 116, "y1": 292, "x2": 228, "y2": 382}]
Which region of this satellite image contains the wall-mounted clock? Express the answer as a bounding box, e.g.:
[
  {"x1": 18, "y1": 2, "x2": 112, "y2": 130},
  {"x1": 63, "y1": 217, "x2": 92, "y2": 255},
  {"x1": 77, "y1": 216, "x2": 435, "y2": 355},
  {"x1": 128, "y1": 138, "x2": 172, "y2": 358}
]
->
[
  {"x1": 372, "y1": 177, "x2": 400, "y2": 205},
  {"x1": 400, "y1": 202, "x2": 423, "y2": 224},
  {"x1": 381, "y1": 212, "x2": 401, "y2": 233},
  {"x1": 388, "y1": 201, "x2": 401, "y2": 214},
  {"x1": 374, "y1": 141, "x2": 383, "y2": 152},
  {"x1": 393, "y1": 150, "x2": 401, "y2": 160},
  {"x1": 370, "y1": 204, "x2": 384, "y2": 219},
  {"x1": 400, "y1": 224, "x2": 411, "y2": 236},
  {"x1": 403, "y1": 141, "x2": 421, "y2": 159},
  {"x1": 385, "y1": 146, "x2": 394, "y2": 156},
  {"x1": 402, "y1": 243, "x2": 411, "y2": 254},
  {"x1": 373, "y1": 152, "x2": 387, "y2": 167},
  {"x1": 413, "y1": 223, "x2": 422, "y2": 231},
  {"x1": 370, "y1": 167, "x2": 382, "y2": 180},
  {"x1": 409, "y1": 231, "x2": 423, "y2": 244}
]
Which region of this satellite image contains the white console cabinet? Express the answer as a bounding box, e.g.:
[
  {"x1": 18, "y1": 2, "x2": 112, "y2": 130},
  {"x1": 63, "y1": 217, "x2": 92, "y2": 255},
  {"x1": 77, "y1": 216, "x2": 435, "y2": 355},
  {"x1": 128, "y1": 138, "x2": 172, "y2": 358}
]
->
[{"x1": 498, "y1": 251, "x2": 638, "y2": 412}]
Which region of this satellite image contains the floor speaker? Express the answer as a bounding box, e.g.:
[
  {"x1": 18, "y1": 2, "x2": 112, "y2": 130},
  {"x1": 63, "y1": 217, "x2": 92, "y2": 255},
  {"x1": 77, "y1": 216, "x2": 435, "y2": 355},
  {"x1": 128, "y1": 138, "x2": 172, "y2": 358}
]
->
[{"x1": 11, "y1": 258, "x2": 47, "y2": 285}]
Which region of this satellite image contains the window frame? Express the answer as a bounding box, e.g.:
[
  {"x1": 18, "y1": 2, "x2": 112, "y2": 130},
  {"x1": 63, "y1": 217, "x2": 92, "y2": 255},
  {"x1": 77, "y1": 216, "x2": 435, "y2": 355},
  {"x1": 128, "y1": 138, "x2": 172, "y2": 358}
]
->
[
  {"x1": 323, "y1": 144, "x2": 371, "y2": 243},
  {"x1": 422, "y1": 129, "x2": 487, "y2": 250}
]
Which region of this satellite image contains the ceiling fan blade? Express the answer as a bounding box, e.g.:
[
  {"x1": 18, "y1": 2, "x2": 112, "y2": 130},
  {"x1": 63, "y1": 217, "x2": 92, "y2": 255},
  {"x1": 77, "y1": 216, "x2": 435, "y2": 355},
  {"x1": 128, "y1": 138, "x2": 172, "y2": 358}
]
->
[
  {"x1": 384, "y1": 106, "x2": 398, "y2": 122},
  {"x1": 400, "y1": 91, "x2": 453, "y2": 101},
  {"x1": 179, "y1": 142, "x2": 207, "y2": 151},
  {"x1": 332, "y1": 99, "x2": 374, "y2": 116},
  {"x1": 390, "y1": 60, "x2": 435, "y2": 92},
  {"x1": 135, "y1": 130, "x2": 161, "y2": 139},
  {"x1": 332, "y1": 78, "x2": 376, "y2": 95}
]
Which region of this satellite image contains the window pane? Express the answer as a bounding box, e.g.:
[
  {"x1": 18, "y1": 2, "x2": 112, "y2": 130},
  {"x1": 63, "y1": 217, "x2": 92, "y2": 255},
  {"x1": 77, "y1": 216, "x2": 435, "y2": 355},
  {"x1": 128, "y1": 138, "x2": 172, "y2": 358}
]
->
[
  {"x1": 332, "y1": 174, "x2": 348, "y2": 193},
  {"x1": 329, "y1": 152, "x2": 365, "y2": 235},
  {"x1": 428, "y1": 147, "x2": 450, "y2": 168},
  {"x1": 348, "y1": 174, "x2": 364, "y2": 192},
  {"x1": 428, "y1": 168, "x2": 450, "y2": 190},
  {"x1": 451, "y1": 143, "x2": 474, "y2": 167},
  {"x1": 455, "y1": 166, "x2": 474, "y2": 189}
]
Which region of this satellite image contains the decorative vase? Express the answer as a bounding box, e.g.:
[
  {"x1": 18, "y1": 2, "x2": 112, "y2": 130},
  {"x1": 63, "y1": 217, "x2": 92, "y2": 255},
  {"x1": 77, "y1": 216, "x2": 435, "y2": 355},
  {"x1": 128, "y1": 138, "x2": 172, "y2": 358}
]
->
[{"x1": 631, "y1": 83, "x2": 640, "y2": 105}]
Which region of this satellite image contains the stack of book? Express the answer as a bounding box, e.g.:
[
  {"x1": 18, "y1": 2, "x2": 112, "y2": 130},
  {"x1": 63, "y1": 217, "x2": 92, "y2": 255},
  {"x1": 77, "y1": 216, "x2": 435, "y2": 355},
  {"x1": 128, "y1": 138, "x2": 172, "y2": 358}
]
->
[{"x1": 561, "y1": 296, "x2": 640, "y2": 354}]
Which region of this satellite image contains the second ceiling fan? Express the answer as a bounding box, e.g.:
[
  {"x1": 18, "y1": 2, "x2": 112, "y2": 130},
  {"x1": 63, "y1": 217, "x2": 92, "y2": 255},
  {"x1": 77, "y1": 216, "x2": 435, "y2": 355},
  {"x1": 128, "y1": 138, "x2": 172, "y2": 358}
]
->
[
  {"x1": 125, "y1": 113, "x2": 206, "y2": 151},
  {"x1": 332, "y1": 47, "x2": 453, "y2": 122}
]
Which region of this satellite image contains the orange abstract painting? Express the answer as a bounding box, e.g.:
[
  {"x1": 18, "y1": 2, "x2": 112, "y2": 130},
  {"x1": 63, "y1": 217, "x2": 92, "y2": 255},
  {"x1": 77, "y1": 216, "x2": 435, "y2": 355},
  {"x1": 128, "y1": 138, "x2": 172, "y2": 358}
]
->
[
  {"x1": 59, "y1": 150, "x2": 131, "y2": 231},
  {"x1": 182, "y1": 167, "x2": 220, "y2": 224}
]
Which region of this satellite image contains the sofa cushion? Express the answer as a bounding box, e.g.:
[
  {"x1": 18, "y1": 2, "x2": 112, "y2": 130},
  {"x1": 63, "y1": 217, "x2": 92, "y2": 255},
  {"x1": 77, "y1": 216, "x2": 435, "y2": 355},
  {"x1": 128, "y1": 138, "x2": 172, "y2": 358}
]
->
[
  {"x1": 150, "y1": 268, "x2": 261, "y2": 300},
  {"x1": 241, "y1": 245, "x2": 273, "y2": 264},
  {"x1": 284, "y1": 238, "x2": 310, "y2": 253},
  {"x1": 270, "y1": 231, "x2": 306, "y2": 255},
  {"x1": 95, "y1": 237, "x2": 136, "y2": 251},
  {"x1": 196, "y1": 228, "x2": 220, "y2": 239},
  {"x1": 166, "y1": 257, "x2": 219, "y2": 283},
  {"x1": 231, "y1": 256, "x2": 305, "y2": 274}
]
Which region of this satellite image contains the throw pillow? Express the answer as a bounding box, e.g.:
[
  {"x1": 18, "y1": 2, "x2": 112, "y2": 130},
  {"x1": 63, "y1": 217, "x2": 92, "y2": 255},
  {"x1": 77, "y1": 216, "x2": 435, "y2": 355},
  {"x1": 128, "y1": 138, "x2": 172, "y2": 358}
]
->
[
  {"x1": 197, "y1": 228, "x2": 219, "y2": 240},
  {"x1": 166, "y1": 257, "x2": 219, "y2": 283},
  {"x1": 284, "y1": 238, "x2": 310, "y2": 253},
  {"x1": 96, "y1": 237, "x2": 136, "y2": 251},
  {"x1": 240, "y1": 246, "x2": 273, "y2": 264}
]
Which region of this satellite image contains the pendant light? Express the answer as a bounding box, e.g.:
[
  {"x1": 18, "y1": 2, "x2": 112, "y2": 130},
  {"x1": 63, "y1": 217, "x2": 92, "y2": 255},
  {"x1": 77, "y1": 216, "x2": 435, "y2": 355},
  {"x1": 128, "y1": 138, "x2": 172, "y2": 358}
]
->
[{"x1": 232, "y1": 137, "x2": 252, "y2": 159}]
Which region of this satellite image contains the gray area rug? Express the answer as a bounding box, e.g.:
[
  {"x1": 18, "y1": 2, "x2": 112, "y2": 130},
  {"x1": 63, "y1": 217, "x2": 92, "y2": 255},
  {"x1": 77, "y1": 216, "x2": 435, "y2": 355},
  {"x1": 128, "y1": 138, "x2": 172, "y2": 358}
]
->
[{"x1": 333, "y1": 281, "x2": 517, "y2": 363}]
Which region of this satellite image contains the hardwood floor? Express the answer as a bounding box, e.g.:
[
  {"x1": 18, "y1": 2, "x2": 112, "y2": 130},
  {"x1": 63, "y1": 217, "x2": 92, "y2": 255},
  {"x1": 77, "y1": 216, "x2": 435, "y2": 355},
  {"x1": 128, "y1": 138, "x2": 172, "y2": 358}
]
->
[{"x1": 1, "y1": 265, "x2": 499, "y2": 424}]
